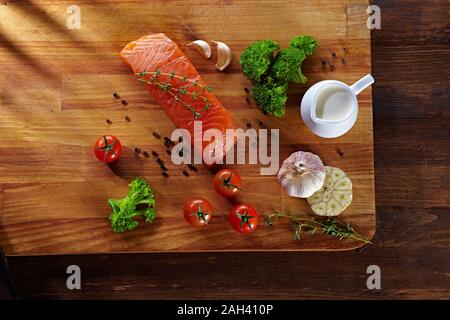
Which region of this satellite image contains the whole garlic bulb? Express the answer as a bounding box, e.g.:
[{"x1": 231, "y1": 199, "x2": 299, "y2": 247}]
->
[{"x1": 277, "y1": 151, "x2": 325, "y2": 198}]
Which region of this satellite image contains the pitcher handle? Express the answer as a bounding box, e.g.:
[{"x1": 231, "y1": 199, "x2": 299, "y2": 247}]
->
[{"x1": 350, "y1": 74, "x2": 375, "y2": 96}]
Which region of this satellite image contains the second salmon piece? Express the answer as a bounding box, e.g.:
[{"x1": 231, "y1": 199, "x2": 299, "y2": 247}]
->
[{"x1": 120, "y1": 33, "x2": 236, "y2": 162}]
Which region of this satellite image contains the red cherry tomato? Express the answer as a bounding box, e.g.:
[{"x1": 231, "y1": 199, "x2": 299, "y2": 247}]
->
[
  {"x1": 212, "y1": 169, "x2": 242, "y2": 198},
  {"x1": 229, "y1": 203, "x2": 259, "y2": 235},
  {"x1": 94, "y1": 135, "x2": 122, "y2": 163},
  {"x1": 183, "y1": 197, "x2": 213, "y2": 227}
]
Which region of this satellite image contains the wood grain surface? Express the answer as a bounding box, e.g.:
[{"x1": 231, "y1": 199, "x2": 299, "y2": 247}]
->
[
  {"x1": 0, "y1": 0, "x2": 375, "y2": 254},
  {"x1": 0, "y1": 0, "x2": 449, "y2": 300}
]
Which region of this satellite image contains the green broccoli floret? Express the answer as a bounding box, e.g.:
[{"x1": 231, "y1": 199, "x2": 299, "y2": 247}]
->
[
  {"x1": 272, "y1": 47, "x2": 308, "y2": 84},
  {"x1": 272, "y1": 36, "x2": 317, "y2": 84},
  {"x1": 240, "y1": 35, "x2": 317, "y2": 116},
  {"x1": 240, "y1": 40, "x2": 280, "y2": 82},
  {"x1": 108, "y1": 177, "x2": 156, "y2": 233},
  {"x1": 289, "y1": 35, "x2": 318, "y2": 56},
  {"x1": 251, "y1": 82, "x2": 288, "y2": 117}
]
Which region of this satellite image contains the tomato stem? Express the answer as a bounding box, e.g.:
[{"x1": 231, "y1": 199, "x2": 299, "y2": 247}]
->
[
  {"x1": 193, "y1": 205, "x2": 210, "y2": 224},
  {"x1": 234, "y1": 210, "x2": 254, "y2": 230},
  {"x1": 221, "y1": 172, "x2": 241, "y2": 191},
  {"x1": 97, "y1": 136, "x2": 118, "y2": 161}
]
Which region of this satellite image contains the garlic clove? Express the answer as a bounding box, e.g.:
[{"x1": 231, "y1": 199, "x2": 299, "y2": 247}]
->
[
  {"x1": 211, "y1": 41, "x2": 232, "y2": 71},
  {"x1": 307, "y1": 166, "x2": 353, "y2": 217},
  {"x1": 187, "y1": 40, "x2": 212, "y2": 59},
  {"x1": 277, "y1": 151, "x2": 326, "y2": 198}
]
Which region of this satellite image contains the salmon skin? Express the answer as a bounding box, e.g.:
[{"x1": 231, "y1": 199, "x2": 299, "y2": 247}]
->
[{"x1": 120, "y1": 33, "x2": 235, "y2": 161}]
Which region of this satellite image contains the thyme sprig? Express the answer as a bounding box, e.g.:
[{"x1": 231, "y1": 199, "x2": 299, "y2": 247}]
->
[
  {"x1": 136, "y1": 70, "x2": 214, "y2": 119},
  {"x1": 265, "y1": 211, "x2": 371, "y2": 244}
]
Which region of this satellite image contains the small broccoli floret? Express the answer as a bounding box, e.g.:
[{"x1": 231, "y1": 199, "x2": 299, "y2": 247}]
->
[
  {"x1": 289, "y1": 35, "x2": 318, "y2": 56},
  {"x1": 272, "y1": 47, "x2": 308, "y2": 84},
  {"x1": 240, "y1": 40, "x2": 280, "y2": 82},
  {"x1": 251, "y1": 82, "x2": 288, "y2": 117},
  {"x1": 108, "y1": 177, "x2": 156, "y2": 233}
]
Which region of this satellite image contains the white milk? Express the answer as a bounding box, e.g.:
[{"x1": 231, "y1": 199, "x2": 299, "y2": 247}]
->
[
  {"x1": 314, "y1": 85, "x2": 354, "y2": 121},
  {"x1": 301, "y1": 74, "x2": 375, "y2": 138}
]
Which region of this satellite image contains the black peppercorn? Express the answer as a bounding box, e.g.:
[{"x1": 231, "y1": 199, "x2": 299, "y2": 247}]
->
[
  {"x1": 152, "y1": 131, "x2": 161, "y2": 139},
  {"x1": 187, "y1": 164, "x2": 198, "y2": 172}
]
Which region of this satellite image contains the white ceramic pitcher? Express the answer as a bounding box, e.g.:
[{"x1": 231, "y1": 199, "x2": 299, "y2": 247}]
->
[{"x1": 300, "y1": 74, "x2": 375, "y2": 138}]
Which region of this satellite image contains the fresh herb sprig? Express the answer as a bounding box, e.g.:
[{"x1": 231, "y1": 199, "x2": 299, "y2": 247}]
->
[
  {"x1": 265, "y1": 211, "x2": 371, "y2": 244},
  {"x1": 108, "y1": 177, "x2": 156, "y2": 233},
  {"x1": 136, "y1": 70, "x2": 214, "y2": 119}
]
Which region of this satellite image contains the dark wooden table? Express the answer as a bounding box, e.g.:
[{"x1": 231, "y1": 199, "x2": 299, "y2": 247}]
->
[{"x1": 1, "y1": 0, "x2": 449, "y2": 299}]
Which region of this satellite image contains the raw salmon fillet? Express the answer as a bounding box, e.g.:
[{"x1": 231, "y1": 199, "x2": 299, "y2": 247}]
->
[{"x1": 120, "y1": 33, "x2": 235, "y2": 161}]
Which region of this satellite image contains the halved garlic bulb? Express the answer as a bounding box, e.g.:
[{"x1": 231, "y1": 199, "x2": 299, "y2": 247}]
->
[
  {"x1": 187, "y1": 40, "x2": 212, "y2": 59},
  {"x1": 277, "y1": 151, "x2": 325, "y2": 198},
  {"x1": 211, "y1": 41, "x2": 232, "y2": 71},
  {"x1": 307, "y1": 166, "x2": 353, "y2": 216}
]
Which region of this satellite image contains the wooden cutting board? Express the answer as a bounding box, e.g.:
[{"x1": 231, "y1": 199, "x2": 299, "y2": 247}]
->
[{"x1": 0, "y1": 0, "x2": 375, "y2": 255}]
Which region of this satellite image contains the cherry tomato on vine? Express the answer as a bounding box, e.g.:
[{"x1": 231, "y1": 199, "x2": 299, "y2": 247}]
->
[
  {"x1": 183, "y1": 197, "x2": 213, "y2": 227},
  {"x1": 94, "y1": 135, "x2": 122, "y2": 163},
  {"x1": 229, "y1": 203, "x2": 259, "y2": 235},
  {"x1": 212, "y1": 169, "x2": 242, "y2": 198}
]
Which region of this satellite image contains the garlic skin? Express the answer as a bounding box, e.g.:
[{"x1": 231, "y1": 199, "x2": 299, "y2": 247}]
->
[
  {"x1": 307, "y1": 166, "x2": 353, "y2": 217},
  {"x1": 187, "y1": 40, "x2": 212, "y2": 59},
  {"x1": 211, "y1": 41, "x2": 232, "y2": 71},
  {"x1": 277, "y1": 151, "x2": 325, "y2": 198}
]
